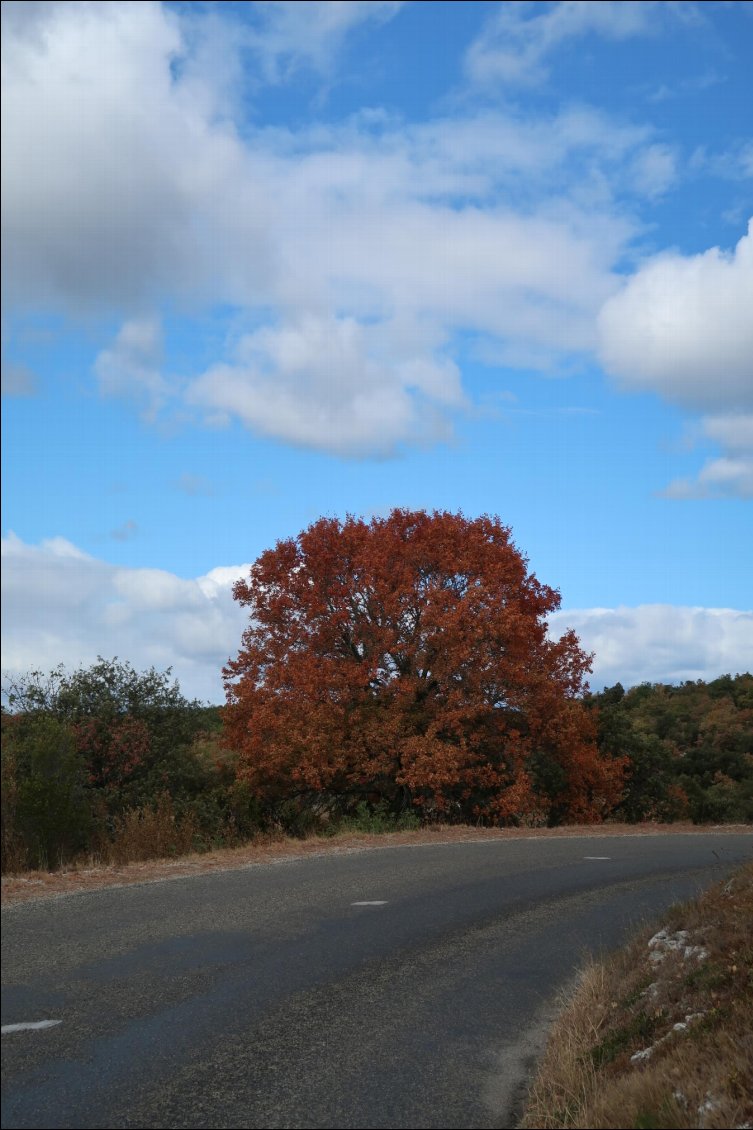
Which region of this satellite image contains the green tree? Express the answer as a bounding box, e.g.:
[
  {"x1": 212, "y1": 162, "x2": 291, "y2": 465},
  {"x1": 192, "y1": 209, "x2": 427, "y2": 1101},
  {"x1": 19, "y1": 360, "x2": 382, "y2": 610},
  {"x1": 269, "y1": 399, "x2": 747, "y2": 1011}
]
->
[
  {"x1": 586, "y1": 684, "x2": 682, "y2": 821},
  {"x1": 588, "y1": 675, "x2": 753, "y2": 824},
  {"x1": 2, "y1": 713, "x2": 92, "y2": 870},
  {"x1": 5, "y1": 657, "x2": 210, "y2": 812}
]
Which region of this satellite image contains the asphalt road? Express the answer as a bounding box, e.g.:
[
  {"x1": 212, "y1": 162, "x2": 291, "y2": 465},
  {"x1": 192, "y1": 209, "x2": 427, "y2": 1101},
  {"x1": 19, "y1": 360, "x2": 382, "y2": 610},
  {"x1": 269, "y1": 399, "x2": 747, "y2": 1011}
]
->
[{"x1": 2, "y1": 832, "x2": 751, "y2": 1130}]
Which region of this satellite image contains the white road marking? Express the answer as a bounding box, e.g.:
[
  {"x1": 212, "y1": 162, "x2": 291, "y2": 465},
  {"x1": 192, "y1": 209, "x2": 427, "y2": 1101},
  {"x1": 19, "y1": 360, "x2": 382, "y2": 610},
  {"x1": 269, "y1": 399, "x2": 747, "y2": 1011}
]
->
[
  {"x1": 351, "y1": 900, "x2": 388, "y2": 906},
  {"x1": 1, "y1": 1020, "x2": 62, "y2": 1034},
  {"x1": 584, "y1": 856, "x2": 611, "y2": 860}
]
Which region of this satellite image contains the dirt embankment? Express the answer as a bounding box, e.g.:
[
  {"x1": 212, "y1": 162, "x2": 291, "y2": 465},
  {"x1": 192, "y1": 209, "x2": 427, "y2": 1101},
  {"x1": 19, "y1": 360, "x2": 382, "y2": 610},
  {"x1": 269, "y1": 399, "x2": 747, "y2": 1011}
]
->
[{"x1": 520, "y1": 862, "x2": 753, "y2": 1129}]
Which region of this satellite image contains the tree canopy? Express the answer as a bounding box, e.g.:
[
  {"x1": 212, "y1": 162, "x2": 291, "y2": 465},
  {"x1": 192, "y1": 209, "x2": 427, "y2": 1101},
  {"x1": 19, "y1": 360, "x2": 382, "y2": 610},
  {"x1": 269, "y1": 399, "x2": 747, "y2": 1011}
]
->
[
  {"x1": 223, "y1": 509, "x2": 624, "y2": 824},
  {"x1": 4, "y1": 657, "x2": 209, "y2": 801},
  {"x1": 586, "y1": 674, "x2": 753, "y2": 824},
  {"x1": 1, "y1": 659, "x2": 234, "y2": 871}
]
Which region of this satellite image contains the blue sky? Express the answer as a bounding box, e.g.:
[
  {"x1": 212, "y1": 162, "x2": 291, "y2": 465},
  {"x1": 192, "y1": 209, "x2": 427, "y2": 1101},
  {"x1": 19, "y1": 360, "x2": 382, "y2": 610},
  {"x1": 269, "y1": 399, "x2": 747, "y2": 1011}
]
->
[{"x1": 2, "y1": 0, "x2": 752, "y2": 702}]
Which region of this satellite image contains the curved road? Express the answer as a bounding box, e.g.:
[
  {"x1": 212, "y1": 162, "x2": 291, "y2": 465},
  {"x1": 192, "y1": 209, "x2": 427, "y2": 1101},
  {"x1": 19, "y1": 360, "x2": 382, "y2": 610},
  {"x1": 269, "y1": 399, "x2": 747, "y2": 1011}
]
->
[{"x1": 2, "y1": 832, "x2": 751, "y2": 1129}]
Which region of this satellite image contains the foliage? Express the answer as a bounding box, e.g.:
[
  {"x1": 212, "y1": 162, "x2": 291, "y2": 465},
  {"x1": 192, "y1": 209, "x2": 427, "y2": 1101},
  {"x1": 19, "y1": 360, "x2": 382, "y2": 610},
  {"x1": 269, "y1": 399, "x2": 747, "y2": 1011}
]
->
[
  {"x1": 4, "y1": 600, "x2": 748, "y2": 874},
  {"x1": 5, "y1": 657, "x2": 216, "y2": 812},
  {"x1": 1, "y1": 659, "x2": 244, "y2": 871},
  {"x1": 334, "y1": 799, "x2": 421, "y2": 835},
  {"x1": 223, "y1": 509, "x2": 625, "y2": 825},
  {"x1": 106, "y1": 793, "x2": 200, "y2": 864},
  {"x1": 1, "y1": 713, "x2": 93, "y2": 870},
  {"x1": 587, "y1": 674, "x2": 753, "y2": 824}
]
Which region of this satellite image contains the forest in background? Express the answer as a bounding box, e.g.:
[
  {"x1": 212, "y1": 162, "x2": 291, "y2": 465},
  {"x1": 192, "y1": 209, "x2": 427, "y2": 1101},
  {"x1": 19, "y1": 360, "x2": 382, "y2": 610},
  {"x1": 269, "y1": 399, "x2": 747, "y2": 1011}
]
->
[
  {"x1": 585, "y1": 675, "x2": 752, "y2": 825},
  {"x1": 2, "y1": 660, "x2": 751, "y2": 874}
]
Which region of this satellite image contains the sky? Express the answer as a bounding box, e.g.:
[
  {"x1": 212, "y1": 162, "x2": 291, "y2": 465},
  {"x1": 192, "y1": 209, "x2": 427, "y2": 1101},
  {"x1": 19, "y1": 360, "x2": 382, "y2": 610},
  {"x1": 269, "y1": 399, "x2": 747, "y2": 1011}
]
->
[{"x1": 2, "y1": 0, "x2": 752, "y2": 703}]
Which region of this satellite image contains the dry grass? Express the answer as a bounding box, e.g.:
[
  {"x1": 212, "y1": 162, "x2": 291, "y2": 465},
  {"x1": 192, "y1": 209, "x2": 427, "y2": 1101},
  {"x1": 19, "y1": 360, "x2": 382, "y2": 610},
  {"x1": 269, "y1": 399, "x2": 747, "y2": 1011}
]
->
[
  {"x1": 104, "y1": 794, "x2": 201, "y2": 865},
  {"x1": 2, "y1": 821, "x2": 748, "y2": 908},
  {"x1": 520, "y1": 863, "x2": 753, "y2": 1129}
]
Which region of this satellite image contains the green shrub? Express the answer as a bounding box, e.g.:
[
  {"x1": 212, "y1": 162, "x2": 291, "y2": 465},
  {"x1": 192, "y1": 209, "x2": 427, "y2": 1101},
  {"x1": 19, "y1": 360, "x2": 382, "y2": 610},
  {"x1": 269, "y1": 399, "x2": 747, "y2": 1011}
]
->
[{"x1": 2, "y1": 714, "x2": 92, "y2": 871}]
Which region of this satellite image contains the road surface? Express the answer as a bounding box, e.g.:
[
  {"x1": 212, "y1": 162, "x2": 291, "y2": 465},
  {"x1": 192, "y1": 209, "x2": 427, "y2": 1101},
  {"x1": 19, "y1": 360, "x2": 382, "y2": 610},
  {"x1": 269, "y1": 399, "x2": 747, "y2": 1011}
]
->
[{"x1": 2, "y1": 832, "x2": 751, "y2": 1129}]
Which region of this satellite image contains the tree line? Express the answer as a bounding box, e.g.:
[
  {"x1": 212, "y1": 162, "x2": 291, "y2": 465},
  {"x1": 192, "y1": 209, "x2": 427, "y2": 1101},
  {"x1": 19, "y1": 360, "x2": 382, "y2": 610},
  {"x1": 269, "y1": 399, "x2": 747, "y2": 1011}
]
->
[
  {"x1": 1, "y1": 659, "x2": 255, "y2": 872},
  {"x1": 585, "y1": 674, "x2": 752, "y2": 824},
  {"x1": 2, "y1": 511, "x2": 750, "y2": 872},
  {"x1": 3, "y1": 664, "x2": 750, "y2": 875}
]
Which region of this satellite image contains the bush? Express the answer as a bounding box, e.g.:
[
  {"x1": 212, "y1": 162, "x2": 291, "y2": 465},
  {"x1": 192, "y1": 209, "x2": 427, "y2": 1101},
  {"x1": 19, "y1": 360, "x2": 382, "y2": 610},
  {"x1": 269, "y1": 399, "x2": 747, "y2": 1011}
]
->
[
  {"x1": 1, "y1": 714, "x2": 93, "y2": 871},
  {"x1": 1, "y1": 660, "x2": 237, "y2": 871}
]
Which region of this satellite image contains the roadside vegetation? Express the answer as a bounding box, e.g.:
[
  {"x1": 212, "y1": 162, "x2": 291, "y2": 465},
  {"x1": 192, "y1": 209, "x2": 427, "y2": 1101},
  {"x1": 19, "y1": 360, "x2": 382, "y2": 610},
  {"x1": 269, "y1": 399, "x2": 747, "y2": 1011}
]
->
[
  {"x1": 585, "y1": 676, "x2": 753, "y2": 825},
  {"x1": 520, "y1": 863, "x2": 753, "y2": 1130},
  {"x1": 1, "y1": 659, "x2": 239, "y2": 873},
  {"x1": 3, "y1": 513, "x2": 750, "y2": 876},
  {"x1": 1, "y1": 658, "x2": 751, "y2": 876}
]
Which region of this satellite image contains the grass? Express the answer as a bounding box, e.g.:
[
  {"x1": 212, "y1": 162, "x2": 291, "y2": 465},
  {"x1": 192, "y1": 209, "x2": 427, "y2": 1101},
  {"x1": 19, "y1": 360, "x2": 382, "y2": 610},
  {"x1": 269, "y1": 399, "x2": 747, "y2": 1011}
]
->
[
  {"x1": 104, "y1": 794, "x2": 202, "y2": 864},
  {"x1": 519, "y1": 863, "x2": 753, "y2": 1129}
]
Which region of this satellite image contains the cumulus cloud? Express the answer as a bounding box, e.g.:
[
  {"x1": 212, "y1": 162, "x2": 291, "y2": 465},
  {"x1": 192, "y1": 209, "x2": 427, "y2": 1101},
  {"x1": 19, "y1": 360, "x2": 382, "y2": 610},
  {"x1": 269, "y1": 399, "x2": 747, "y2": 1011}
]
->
[
  {"x1": 3, "y1": 2, "x2": 194, "y2": 311},
  {"x1": 1, "y1": 1, "x2": 273, "y2": 315},
  {"x1": 3, "y1": 0, "x2": 670, "y2": 457},
  {"x1": 598, "y1": 221, "x2": 753, "y2": 413},
  {"x1": 3, "y1": 535, "x2": 751, "y2": 703},
  {"x1": 94, "y1": 317, "x2": 168, "y2": 419},
  {"x1": 550, "y1": 605, "x2": 753, "y2": 691},
  {"x1": 662, "y1": 456, "x2": 753, "y2": 500},
  {"x1": 599, "y1": 224, "x2": 753, "y2": 497},
  {"x1": 664, "y1": 412, "x2": 753, "y2": 497},
  {"x1": 465, "y1": 1, "x2": 665, "y2": 88},
  {"x1": 3, "y1": 1, "x2": 742, "y2": 464},
  {"x1": 187, "y1": 313, "x2": 464, "y2": 457},
  {"x1": 1, "y1": 532, "x2": 250, "y2": 702}
]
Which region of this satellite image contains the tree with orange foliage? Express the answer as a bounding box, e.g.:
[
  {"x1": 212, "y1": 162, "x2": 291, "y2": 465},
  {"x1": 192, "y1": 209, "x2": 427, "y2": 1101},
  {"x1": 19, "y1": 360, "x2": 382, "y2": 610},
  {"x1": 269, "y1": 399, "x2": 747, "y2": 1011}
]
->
[{"x1": 223, "y1": 510, "x2": 624, "y2": 825}]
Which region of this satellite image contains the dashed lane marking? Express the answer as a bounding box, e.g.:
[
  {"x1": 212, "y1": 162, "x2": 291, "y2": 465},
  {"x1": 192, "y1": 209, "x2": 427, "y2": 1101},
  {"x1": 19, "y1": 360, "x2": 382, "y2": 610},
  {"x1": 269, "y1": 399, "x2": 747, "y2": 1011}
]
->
[{"x1": 2, "y1": 1020, "x2": 62, "y2": 1034}]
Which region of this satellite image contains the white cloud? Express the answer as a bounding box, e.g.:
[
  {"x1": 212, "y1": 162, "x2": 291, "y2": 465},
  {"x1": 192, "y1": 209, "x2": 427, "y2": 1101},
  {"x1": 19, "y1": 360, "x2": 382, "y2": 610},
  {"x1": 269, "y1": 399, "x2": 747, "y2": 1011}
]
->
[
  {"x1": 598, "y1": 221, "x2": 753, "y2": 412},
  {"x1": 662, "y1": 456, "x2": 753, "y2": 500},
  {"x1": 1, "y1": 532, "x2": 250, "y2": 702},
  {"x1": 71, "y1": 92, "x2": 641, "y2": 452},
  {"x1": 599, "y1": 224, "x2": 753, "y2": 498},
  {"x1": 1, "y1": 0, "x2": 735, "y2": 462},
  {"x1": 690, "y1": 140, "x2": 753, "y2": 182},
  {"x1": 1, "y1": 1, "x2": 272, "y2": 314},
  {"x1": 94, "y1": 317, "x2": 168, "y2": 419},
  {"x1": 3, "y1": 2, "x2": 189, "y2": 310},
  {"x1": 1, "y1": 1, "x2": 662, "y2": 457},
  {"x1": 3, "y1": 535, "x2": 751, "y2": 703},
  {"x1": 550, "y1": 605, "x2": 753, "y2": 691},
  {"x1": 627, "y1": 143, "x2": 678, "y2": 199},
  {"x1": 648, "y1": 70, "x2": 723, "y2": 103},
  {"x1": 663, "y1": 413, "x2": 753, "y2": 499},
  {"x1": 703, "y1": 412, "x2": 753, "y2": 452},
  {"x1": 187, "y1": 313, "x2": 463, "y2": 457},
  {"x1": 465, "y1": 1, "x2": 665, "y2": 88},
  {"x1": 246, "y1": 1, "x2": 404, "y2": 81}
]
